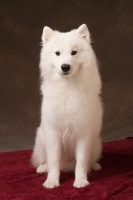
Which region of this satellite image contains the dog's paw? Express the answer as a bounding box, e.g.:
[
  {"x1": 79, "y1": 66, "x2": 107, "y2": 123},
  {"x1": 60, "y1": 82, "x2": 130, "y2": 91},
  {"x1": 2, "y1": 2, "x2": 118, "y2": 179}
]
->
[
  {"x1": 36, "y1": 164, "x2": 47, "y2": 174},
  {"x1": 43, "y1": 179, "x2": 60, "y2": 189},
  {"x1": 91, "y1": 162, "x2": 102, "y2": 171},
  {"x1": 73, "y1": 179, "x2": 89, "y2": 188}
]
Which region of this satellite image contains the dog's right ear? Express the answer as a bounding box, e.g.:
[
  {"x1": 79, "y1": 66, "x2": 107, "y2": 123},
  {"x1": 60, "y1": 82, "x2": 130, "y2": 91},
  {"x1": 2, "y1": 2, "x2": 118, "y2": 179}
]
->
[{"x1": 41, "y1": 26, "x2": 54, "y2": 42}]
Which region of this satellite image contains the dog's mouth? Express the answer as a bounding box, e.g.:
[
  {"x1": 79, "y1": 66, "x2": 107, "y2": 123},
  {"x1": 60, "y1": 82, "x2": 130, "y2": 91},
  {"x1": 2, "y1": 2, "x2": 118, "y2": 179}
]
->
[
  {"x1": 61, "y1": 71, "x2": 73, "y2": 77},
  {"x1": 63, "y1": 72, "x2": 69, "y2": 76}
]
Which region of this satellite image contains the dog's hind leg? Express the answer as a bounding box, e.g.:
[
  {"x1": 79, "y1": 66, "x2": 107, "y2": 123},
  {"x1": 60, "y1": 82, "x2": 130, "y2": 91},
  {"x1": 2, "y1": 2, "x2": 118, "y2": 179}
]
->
[
  {"x1": 31, "y1": 127, "x2": 46, "y2": 169},
  {"x1": 36, "y1": 163, "x2": 47, "y2": 173},
  {"x1": 91, "y1": 162, "x2": 102, "y2": 171},
  {"x1": 91, "y1": 136, "x2": 102, "y2": 171}
]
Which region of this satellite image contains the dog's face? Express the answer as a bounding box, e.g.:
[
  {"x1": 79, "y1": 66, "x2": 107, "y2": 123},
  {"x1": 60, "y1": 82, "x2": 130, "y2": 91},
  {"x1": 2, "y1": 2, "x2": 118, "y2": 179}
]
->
[{"x1": 40, "y1": 24, "x2": 91, "y2": 78}]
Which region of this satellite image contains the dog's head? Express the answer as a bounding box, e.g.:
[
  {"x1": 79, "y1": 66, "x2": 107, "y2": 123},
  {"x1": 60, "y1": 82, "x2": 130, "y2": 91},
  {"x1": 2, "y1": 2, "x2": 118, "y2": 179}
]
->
[{"x1": 40, "y1": 24, "x2": 92, "y2": 79}]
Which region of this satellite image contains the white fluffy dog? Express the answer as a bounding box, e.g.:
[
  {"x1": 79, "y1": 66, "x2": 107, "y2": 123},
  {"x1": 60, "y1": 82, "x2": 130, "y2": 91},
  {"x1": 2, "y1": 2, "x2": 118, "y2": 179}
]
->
[{"x1": 32, "y1": 24, "x2": 103, "y2": 189}]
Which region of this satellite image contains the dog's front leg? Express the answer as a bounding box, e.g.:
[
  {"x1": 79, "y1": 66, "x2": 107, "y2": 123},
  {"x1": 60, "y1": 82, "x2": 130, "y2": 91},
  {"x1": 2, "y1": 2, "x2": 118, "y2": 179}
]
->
[
  {"x1": 73, "y1": 135, "x2": 91, "y2": 188},
  {"x1": 43, "y1": 127, "x2": 61, "y2": 189}
]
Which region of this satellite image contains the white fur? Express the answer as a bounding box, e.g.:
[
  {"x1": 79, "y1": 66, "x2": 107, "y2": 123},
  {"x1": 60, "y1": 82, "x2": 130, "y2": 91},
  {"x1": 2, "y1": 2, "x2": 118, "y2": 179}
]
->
[{"x1": 32, "y1": 24, "x2": 103, "y2": 189}]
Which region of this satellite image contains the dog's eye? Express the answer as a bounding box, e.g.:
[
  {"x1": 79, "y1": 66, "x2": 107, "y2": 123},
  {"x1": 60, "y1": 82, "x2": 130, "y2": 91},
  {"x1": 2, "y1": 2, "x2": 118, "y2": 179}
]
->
[
  {"x1": 71, "y1": 51, "x2": 77, "y2": 56},
  {"x1": 55, "y1": 51, "x2": 60, "y2": 56}
]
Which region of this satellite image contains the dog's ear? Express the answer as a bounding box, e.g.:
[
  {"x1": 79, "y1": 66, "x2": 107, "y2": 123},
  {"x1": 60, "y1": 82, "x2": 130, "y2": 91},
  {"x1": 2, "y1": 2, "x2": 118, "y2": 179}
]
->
[
  {"x1": 42, "y1": 26, "x2": 54, "y2": 42},
  {"x1": 77, "y1": 24, "x2": 90, "y2": 40}
]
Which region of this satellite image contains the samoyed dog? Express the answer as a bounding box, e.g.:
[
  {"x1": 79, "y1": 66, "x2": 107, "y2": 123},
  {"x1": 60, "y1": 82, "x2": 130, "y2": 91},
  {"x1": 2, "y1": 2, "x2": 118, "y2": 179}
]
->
[{"x1": 32, "y1": 24, "x2": 103, "y2": 189}]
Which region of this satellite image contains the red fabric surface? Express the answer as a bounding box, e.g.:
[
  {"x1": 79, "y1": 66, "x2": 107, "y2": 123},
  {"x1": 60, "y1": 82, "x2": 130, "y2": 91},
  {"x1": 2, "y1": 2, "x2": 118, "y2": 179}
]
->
[{"x1": 0, "y1": 139, "x2": 133, "y2": 200}]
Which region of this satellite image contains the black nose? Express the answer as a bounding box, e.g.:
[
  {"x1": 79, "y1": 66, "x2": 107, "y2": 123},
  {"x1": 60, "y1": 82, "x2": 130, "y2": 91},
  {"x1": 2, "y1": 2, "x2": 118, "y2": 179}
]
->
[{"x1": 61, "y1": 64, "x2": 70, "y2": 72}]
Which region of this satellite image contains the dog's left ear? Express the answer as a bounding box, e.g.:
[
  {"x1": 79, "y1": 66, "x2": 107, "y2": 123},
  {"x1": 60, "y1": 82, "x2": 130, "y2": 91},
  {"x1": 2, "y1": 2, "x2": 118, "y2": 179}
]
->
[{"x1": 77, "y1": 24, "x2": 90, "y2": 41}]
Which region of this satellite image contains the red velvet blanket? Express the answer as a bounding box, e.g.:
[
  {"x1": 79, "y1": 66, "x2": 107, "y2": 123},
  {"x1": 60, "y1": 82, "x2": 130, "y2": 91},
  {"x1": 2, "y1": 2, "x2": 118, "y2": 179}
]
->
[{"x1": 0, "y1": 139, "x2": 133, "y2": 200}]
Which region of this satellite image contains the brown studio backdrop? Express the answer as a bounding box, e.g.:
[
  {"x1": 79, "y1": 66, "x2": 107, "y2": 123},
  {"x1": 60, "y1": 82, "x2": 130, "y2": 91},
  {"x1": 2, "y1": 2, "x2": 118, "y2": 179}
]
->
[{"x1": 0, "y1": 0, "x2": 133, "y2": 152}]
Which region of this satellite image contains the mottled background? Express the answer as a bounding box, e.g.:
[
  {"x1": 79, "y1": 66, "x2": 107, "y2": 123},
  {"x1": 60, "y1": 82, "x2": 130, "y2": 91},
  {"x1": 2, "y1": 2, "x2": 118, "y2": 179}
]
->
[{"x1": 0, "y1": 0, "x2": 133, "y2": 152}]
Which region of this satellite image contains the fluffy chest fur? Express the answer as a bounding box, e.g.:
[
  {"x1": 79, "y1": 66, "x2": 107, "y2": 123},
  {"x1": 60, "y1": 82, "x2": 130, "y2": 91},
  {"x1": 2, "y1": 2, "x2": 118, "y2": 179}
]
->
[{"x1": 41, "y1": 76, "x2": 99, "y2": 133}]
